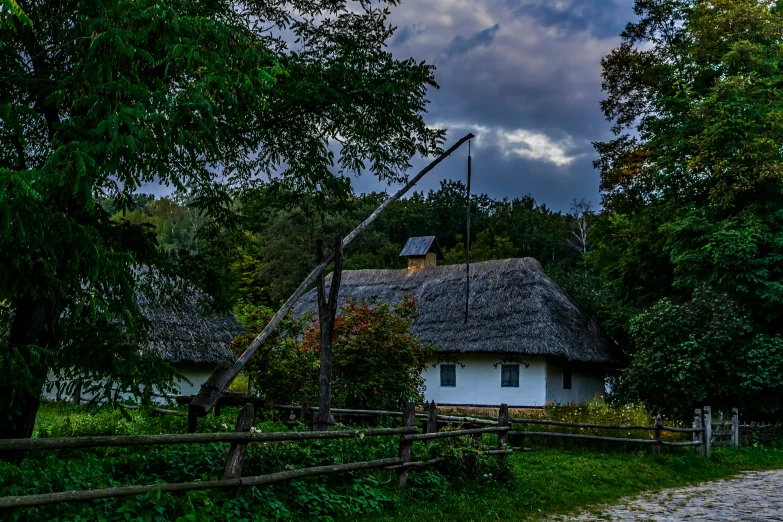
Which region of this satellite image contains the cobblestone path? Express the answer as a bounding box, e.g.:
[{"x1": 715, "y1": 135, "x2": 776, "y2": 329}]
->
[{"x1": 552, "y1": 469, "x2": 783, "y2": 521}]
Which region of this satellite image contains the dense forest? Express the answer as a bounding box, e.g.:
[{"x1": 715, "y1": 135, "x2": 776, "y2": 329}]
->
[{"x1": 106, "y1": 182, "x2": 600, "y2": 311}]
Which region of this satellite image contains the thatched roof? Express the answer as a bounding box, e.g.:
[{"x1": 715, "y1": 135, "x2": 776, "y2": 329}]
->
[
  {"x1": 0, "y1": 282, "x2": 240, "y2": 366},
  {"x1": 293, "y1": 258, "x2": 620, "y2": 364},
  {"x1": 136, "y1": 290, "x2": 241, "y2": 365}
]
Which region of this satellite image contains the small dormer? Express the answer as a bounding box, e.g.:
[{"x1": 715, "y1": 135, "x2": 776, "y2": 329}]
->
[{"x1": 400, "y1": 236, "x2": 444, "y2": 273}]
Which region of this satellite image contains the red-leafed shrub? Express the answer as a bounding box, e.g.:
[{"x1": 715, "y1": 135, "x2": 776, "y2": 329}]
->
[{"x1": 232, "y1": 295, "x2": 434, "y2": 410}]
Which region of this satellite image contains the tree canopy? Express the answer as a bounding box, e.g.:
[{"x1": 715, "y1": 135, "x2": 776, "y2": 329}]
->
[
  {"x1": 0, "y1": 0, "x2": 444, "y2": 441},
  {"x1": 593, "y1": 0, "x2": 783, "y2": 418}
]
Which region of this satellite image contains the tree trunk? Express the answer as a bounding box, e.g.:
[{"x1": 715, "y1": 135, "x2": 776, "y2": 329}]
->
[
  {"x1": 315, "y1": 238, "x2": 343, "y2": 431},
  {"x1": 1, "y1": 296, "x2": 61, "y2": 462}
]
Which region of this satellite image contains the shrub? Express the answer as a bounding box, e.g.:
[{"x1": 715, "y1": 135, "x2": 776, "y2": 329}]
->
[
  {"x1": 234, "y1": 296, "x2": 435, "y2": 410},
  {"x1": 618, "y1": 288, "x2": 783, "y2": 421}
]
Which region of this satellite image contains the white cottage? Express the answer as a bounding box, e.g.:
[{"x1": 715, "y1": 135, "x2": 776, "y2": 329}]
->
[
  {"x1": 42, "y1": 280, "x2": 241, "y2": 401},
  {"x1": 295, "y1": 236, "x2": 620, "y2": 408}
]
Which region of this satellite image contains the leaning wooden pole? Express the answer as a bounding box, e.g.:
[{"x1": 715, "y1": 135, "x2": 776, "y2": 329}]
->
[{"x1": 188, "y1": 133, "x2": 476, "y2": 417}]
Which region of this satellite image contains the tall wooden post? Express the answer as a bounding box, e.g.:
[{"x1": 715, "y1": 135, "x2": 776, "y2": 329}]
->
[
  {"x1": 653, "y1": 414, "x2": 662, "y2": 455},
  {"x1": 426, "y1": 400, "x2": 438, "y2": 434},
  {"x1": 315, "y1": 238, "x2": 343, "y2": 432},
  {"x1": 732, "y1": 407, "x2": 739, "y2": 449},
  {"x1": 397, "y1": 402, "x2": 416, "y2": 486},
  {"x1": 301, "y1": 395, "x2": 310, "y2": 428},
  {"x1": 223, "y1": 403, "x2": 255, "y2": 480},
  {"x1": 704, "y1": 406, "x2": 712, "y2": 458},
  {"x1": 693, "y1": 408, "x2": 703, "y2": 457},
  {"x1": 497, "y1": 404, "x2": 509, "y2": 454}
]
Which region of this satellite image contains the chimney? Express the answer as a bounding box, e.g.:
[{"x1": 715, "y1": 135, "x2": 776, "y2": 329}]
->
[{"x1": 399, "y1": 236, "x2": 444, "y2": 274}]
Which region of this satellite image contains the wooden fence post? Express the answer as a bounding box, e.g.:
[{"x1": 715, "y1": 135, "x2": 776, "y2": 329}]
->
[
  {"x1": 693, "y1": 409, "x2": 703, "y2": 457},
  {"x1": 301, "y1": 396, "x2": 310, "y2": 428},
  {"x1": 223, "y1": 403, "x2": 255, "y2": 480},
  {"x1": 732, "y1": 407, "x2": 739, "y2": 449},
  {"x1": 214, "y1": 397, "x2": 222, "y2": 417},
  {"x1": 653, "y1": 414, "x2": 662, "y2": 455},
  {"x1": 187, "y1": 404, "x2": 199, "y2": 434},
  {"x1": 426, "y1": 401, "x2": 438, "y2": 434},
  {"x1": 704, "y1": 406, "x2": 712, "y2": 458},
  {"x1": 397, "y1": 402, "x2": 416, "y2": 486},
  {"x1": 497, "y1": 404, "x2": 509, "y2": 454}
]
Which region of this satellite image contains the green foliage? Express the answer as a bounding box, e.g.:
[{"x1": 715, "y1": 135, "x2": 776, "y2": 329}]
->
[
  {"x1": 592, "y1": 0, "x2": 783, "y2": 419},
  {"x1": 223, "y1": 180, "x2": 581, "y2": 307},
  {"x1": 112, "y1": 196, "x2": 207, "y2": 255},
  {"x1": 32, "y1": 402, "x2": 240, "y2": 438},
  {"x1": 0, "y1": 0, "x2": 445, "y2": 437},
  {"x1": 234, "y1": 297, "x2": 434, "y2": 410},
  {"x1": 0, "y1": 0, "x2": 30, "y2": 31},
  {"x1": 231, "y1": 302, "x2": 318, "y2": 403},
  {"x1": 442, "y1": 231, "x2": 517, "y2": 264},
  {"x1": 618, "y1": 288, "x2": 783, "y2": 419}
]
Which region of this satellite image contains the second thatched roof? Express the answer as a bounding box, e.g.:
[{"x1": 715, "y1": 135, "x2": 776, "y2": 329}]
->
[
  {"x1": 136, "y1": 286, "x2": 241, "y2": 366},
  {"x1": 293, "y1": 258, "x2": 620, "y2": 364}
]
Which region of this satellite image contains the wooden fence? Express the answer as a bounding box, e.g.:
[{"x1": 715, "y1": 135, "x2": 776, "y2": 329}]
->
[
  {"x1": 739, "y1": 421, "x2": 783, "y2": 446},
  {"x1": 78, "y1": 393, "x2": 742, "y2": 457},
  {"x1": 0, "y1": 402, "x2": 511, "y2": 510},
  {"x1": 4, "y1": 398, "x2": 741, "y2": 511},
  {"x1": 175, "y1": 395, "x2": 739, "y2": 456},
  {"x1": 258, "y1": 400, "x2": 739, "y2": 458}
]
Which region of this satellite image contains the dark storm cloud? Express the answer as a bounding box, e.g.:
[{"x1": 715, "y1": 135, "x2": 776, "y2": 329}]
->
[
  {"x1": 504, "y1": 0, "x2": 630, "y2": 40},
  {"x1": 145, "y1": 1, "x2": 636, "y2": 213},
  {"x1": 438, "y1": 23, "x2": 500, "y2": 61},
  {"x1": 391, "y1": 23, "x2": 426, "y2": 46},
  {"x1": 373, "y1": 0, "x2": 638, "y2": 211}
]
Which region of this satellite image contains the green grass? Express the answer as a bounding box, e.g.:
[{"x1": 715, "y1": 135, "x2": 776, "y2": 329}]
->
[{"x1": 357, "y1": 446, "x2": 783, "y2": 521}]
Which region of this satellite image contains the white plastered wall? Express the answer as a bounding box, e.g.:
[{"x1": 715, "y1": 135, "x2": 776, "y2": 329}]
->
[
  {"x1": 544, "y1": 358, "x2": 605, "y2": 405},
  {"x1": 422, "y1": 353, "x2": 546, "y2": 407},
  {"x1": 41, "y1": 364, "x2": 215, "y2": 402}
]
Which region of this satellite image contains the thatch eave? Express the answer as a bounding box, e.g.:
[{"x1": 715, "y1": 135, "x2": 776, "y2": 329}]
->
[{"x1": 293, "y1": 258, "x2": 621, "y2": 365}]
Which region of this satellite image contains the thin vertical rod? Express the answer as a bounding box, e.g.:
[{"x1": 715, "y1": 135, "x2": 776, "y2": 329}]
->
[{"x1": 464, "y1": 140, "x2": 472, "y2": 324}]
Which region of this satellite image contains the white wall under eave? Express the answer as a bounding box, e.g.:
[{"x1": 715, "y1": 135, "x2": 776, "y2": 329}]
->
[
  {"x1": 422, "y1": 354, "x2": 546, "y2": 407},
  {"x1": 545, "y1": 358, "x2": 605, "y2": 405},
  {"x1": 171, "y1": 363, "x2": 215, "y2": 397},
  {"x1": 41, "y1": 363, "x2": 217, "y2": 402}
]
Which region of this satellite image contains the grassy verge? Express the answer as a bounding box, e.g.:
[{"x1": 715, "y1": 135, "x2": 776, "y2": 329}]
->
[{"x1": 358, "y1": 446, "x2": 783, "y2": 521}]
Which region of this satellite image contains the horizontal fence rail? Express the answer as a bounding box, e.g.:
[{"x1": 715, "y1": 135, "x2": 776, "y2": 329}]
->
[
  {"x1": 508, "y1": 418, "x2": 654, "y2": 430},
  {"x1": 0, "y1": 427, "x2": 418, "y2": 452},
  {"x1": 0, "y1": 457, "x2": 405, "y2": 510},
  {"x1": 402, "y1": 426, "x2": 509, "y2": 442},
  {"x1": 0, "y1": 402, "x2": 514, "y2": 510}
]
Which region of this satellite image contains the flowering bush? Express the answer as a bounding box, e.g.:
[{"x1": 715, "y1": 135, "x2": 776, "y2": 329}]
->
[{"x1": 233, "y1": 295, "x2": 435, "y2": 410}]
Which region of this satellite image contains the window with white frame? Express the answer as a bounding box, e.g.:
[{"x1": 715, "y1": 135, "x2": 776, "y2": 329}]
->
[
  {"x1": 501, "y1": 364, "x2": 519, "y2": 387},
  {"x1": 440, "y1": 364, "x2": 456, "y2": 387}
]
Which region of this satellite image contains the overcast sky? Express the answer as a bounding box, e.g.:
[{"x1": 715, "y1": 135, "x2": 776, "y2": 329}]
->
[
  {"x1": 142, "y1": 0, "x2": 637, "y2": 213},
  {"x1": 346, "y1": 0, "x2": 637, "y2": 212}
]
